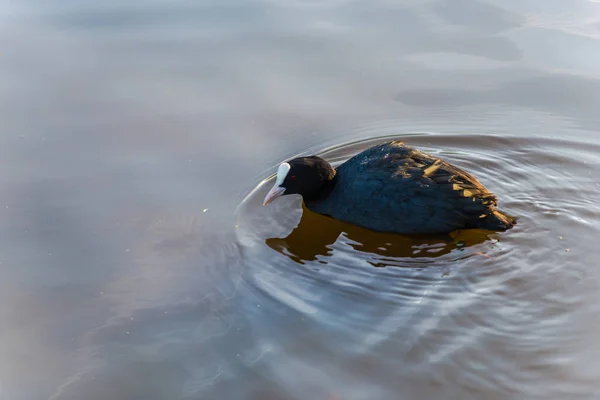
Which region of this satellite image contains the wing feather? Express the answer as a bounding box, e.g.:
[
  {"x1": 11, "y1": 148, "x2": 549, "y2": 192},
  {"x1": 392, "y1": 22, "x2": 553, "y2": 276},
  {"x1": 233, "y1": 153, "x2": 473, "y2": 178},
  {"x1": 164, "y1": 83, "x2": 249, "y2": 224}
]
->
[{"x1": 329, "y1": 141, "x2": 498, "y2": 233}]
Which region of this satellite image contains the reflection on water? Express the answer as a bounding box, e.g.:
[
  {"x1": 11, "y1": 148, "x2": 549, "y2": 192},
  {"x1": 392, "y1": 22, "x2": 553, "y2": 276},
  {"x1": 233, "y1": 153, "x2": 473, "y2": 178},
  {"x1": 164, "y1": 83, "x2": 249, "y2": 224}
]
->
[
  {"x1": 3, "y1": 0, "x2": 600, "y2": 399},
  {"x1": 265, "y1": 203, "x2": 495, "y2": 266}
]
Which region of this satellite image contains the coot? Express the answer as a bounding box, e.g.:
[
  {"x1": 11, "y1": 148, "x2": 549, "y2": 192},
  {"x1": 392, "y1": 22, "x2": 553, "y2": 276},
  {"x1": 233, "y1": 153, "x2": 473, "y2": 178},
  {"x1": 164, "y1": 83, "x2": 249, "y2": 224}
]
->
[{"x1": 263, "y1": 140, "x2": 516, "y2": 234}]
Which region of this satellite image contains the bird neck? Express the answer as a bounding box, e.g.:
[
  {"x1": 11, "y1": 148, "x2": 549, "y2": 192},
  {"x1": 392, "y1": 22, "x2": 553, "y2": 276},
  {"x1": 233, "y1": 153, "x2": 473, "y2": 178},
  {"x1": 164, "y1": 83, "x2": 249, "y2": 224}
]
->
[{"x1": 303, "y1": 172, "x2": 337, "y2": 203}]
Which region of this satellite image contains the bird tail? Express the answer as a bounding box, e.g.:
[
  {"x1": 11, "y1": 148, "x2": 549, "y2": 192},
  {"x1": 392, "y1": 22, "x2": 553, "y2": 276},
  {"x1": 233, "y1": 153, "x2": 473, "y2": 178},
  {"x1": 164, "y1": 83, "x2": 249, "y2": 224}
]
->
[{"x1": 478, "y1": 209, "x2": 517, "y2": 231}]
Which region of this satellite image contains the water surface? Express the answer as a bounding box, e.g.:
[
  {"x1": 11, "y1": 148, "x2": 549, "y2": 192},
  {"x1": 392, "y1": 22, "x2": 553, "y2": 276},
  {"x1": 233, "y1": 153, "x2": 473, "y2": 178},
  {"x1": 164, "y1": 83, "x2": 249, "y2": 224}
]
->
[{"x1": 2, "y1": 1, "x2": 600, "y2": 399}]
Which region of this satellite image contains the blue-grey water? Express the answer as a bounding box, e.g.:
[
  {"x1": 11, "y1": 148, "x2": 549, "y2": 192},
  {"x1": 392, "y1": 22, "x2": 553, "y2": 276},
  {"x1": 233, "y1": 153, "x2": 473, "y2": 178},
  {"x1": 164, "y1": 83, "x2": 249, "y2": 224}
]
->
[{"x1": 3, "y1": 1, "x2": 600, "y2": 399}]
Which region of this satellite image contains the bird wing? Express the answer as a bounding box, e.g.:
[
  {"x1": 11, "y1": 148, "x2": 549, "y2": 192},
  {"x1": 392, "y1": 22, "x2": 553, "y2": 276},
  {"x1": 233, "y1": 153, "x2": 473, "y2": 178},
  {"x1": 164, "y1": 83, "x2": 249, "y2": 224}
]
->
[{"x1": 334, "y1": 141, "x2": 498, "y2": 233}]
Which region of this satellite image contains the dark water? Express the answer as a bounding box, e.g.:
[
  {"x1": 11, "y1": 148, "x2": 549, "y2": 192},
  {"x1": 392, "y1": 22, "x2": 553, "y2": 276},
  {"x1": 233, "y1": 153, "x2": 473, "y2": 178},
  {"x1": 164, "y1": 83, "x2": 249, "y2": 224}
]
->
[{"x1": 3, "y1": 1, "x2": 600, "y2": 399}]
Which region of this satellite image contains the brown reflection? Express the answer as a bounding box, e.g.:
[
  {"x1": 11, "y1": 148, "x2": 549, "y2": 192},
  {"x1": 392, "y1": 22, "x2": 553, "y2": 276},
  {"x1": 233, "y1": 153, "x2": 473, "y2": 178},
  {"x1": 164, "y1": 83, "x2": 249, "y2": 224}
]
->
[{"x1": 266, "y1": 204, "x2": 494, "y2": 266}]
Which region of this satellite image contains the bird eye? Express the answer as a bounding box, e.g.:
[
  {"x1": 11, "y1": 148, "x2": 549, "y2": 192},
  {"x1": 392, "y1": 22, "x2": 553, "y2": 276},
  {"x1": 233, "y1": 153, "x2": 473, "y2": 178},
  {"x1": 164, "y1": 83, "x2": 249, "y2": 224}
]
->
[{"x1": 290, "y1": 175, "x2": 297, "y2": 180}]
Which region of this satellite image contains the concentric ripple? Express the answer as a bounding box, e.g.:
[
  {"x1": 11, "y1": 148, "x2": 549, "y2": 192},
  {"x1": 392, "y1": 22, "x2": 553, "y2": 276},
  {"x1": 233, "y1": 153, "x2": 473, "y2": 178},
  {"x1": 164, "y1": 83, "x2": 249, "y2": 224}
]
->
[{"x1": 233, "y1": 133, "x2": 600, "y2": 399}]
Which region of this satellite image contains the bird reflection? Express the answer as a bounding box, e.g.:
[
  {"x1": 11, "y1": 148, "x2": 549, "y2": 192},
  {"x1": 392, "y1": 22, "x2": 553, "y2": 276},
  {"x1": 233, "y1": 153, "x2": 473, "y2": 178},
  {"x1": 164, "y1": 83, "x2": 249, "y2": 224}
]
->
[{"x1": 266, "y1": 204, "x2": 495, "y2": 267}]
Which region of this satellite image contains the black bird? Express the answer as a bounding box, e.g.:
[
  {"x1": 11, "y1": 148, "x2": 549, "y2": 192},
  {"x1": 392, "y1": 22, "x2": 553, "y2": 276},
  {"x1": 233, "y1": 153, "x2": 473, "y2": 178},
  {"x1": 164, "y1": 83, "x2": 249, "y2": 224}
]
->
[{"x1": 263, "y1": 140, "x2": 516, "y2": 234}]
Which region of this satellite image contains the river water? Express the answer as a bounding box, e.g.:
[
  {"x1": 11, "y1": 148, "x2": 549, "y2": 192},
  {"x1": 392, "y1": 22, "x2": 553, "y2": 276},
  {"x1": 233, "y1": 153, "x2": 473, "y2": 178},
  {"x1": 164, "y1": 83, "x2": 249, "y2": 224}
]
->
[{"x1": 2, "y1": 1, "x2": 600, "y2": 399}]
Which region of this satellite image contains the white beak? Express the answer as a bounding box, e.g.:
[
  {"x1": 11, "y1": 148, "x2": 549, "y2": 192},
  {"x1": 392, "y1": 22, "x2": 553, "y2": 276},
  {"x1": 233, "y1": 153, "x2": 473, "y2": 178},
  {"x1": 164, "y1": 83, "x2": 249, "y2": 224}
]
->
[
  {"x1": 263, "y1": 184, "x2": 286, "y2": 206},
  {"x1": 263, "y1": 162, "x2": 291, "y2": 206}
]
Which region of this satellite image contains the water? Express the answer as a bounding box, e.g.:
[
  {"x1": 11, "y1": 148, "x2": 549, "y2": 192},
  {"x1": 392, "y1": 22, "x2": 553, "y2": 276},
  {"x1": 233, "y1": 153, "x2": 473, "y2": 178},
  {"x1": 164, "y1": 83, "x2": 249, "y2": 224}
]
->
[{"x1": 2, "y1": 1, "x2": 600, "y2": 399}]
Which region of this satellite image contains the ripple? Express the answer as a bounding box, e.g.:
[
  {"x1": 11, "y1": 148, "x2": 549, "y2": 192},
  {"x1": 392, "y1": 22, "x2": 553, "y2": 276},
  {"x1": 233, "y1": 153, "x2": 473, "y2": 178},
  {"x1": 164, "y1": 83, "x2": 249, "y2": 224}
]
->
[{"x1": 234, "y1": 132, "x2": 600, "y2": 398}]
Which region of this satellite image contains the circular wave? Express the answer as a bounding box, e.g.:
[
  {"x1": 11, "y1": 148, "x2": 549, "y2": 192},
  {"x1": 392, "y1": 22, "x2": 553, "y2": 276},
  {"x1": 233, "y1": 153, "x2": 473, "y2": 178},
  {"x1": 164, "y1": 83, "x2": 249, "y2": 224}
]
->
[{"x1": 232, "y1": 132, "x2": 600, "y2": 398}]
